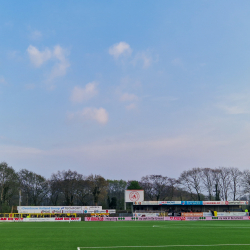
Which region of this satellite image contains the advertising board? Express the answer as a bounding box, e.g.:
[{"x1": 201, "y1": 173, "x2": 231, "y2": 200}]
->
[
  {"x1": 181, "y1": 213, "x2": 203, "y2": 217},
  {"x1": 216, "y1": 212, "x2": 247, "y2": 216},
  {"x1": 84, "y1": 216, "x2": 250, "y2": 222},
  {"x1": 227, "y1": 201, "x2": 248, "y2": 205},
  {"x1": 169, "y1": 217, "x2": 186, "y2": 221},
  {"x1": 159, "y1": 201, "x2": 182, "y2": 205},
  {"x1": 181, "y1": 201, "x2": 203, "y2": 205},
  {"x1": 23, "y1": 218, "x2": 81, "y2": 222},
  {"x1": 203, "y1": 201, "x2": 226, "y2": 205},
  {"x1": 82, "y1": 206, "x2": 102, "y2": 210},
  {"x1": 125, "y1": 190, "x2": 144, "y2": 202},
  {"x1": 133, "y1": 213, "x2": 160, "y2": 217},
  {"x1": 85, "y1": 217, "x2": 104, "y2": 221},
  {"x1": 134, "y1": 201, "x2": 158, "y2": 205},
  {"x1": 17, "y1": 206, "x2": 106, "y2": 214},
  {"x1": 0, "y1": 217, "x2": 81, "y2": 222}
]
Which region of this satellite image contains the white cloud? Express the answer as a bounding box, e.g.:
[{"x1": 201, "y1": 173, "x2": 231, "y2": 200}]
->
[
  {"x1": 50, "y1": 45, "x2": 70, "y2": 79},
  {"x1": 109, "y1": 42, "x2": 132, "y2": 59},
  {"x1": 69, "y1": 107, "x2": 108, "y2": 124},
  {"x1": 133, "y1": 52, "x2": 152, "y2": 68},
  {"x1": 217, "y1": 93, "x2": 250, "y2": 115},
  {"x1": 70, "y1": 82, "x2": 98, "y2": 104},
  {"x1": 172, "y1": 58, "x2": 183, "y2": 67},
  {"x1": 27, "y1": 45, "x2": 51, "y2": 67},
  {"x1": 30, "y1": 30, "x2": 42, "y2": 40},
  {"x1": 118, "y1": 92, "x2": 139, "y2": 110},
  {"x1": 25, "y1": 84, "x2": 35, "y2": 90},
  {"x1": 0, "y1": 76, "x2": 7, "y2": 85},
  {"x1": 218, "y1": 105, "x2": 249, "y2": 115},
  {"x1": 126, "y1": 103, "x2": 136, "y2": 110},
  {"x1": 120, "y1": 92, "x2": 138, "y2": 102},
  {"x1": 27, "y1": 45, "x2": 70, "y2": 79}
]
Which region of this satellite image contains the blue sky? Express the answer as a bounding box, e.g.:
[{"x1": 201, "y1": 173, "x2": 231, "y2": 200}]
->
[{"x1": 1, "y1": 0, "x2": 250, "y2": 180}]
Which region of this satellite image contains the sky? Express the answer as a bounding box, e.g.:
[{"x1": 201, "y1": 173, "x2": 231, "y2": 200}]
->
[{"x1": 1, "y1": 0, "x2": 250, "y2": 180}]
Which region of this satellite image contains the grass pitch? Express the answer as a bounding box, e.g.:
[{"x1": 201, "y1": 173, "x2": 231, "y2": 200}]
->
[{"x1": 1, "y1": 220, "x2": 250, "y2": 249}]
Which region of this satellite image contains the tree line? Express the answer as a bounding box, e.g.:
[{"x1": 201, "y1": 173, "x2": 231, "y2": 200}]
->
[{"x1": 1, "y1": 162, "x2": 250, "y2": 212}]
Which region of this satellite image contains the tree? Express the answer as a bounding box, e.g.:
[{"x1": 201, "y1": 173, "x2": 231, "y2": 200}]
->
[
  {"x1": 48, "y1": 176, "x2": 63, "y2": 206},
  {"x1": 179, "y1": 168, "x2": 203, "y2": 201},
  {"x1": 88, "y1": 174, "x2": 108, "y2": 206},
  {"x1": 201, "y1": 168, "x2": 215, "y2": 200},
  {"x1": 166, "y1": 178, "x2": 178, "y2": 201},
  {"x1": 127, "y1": 180, "x2": 142, "y2": 190},
  {"x1": 140, "y1": 175, "x2": 169, "y2": 201},
  {"x1": 0, "y1": 162, "x2": 19, "y2": 211},
  {"x1": 107, "y1": 179, "x2": 127, "y2": 209},
  {"x1": 218, "y1": 167, "x2": 231, "y2": 201},
  {"x1": 50, "y1": 170, "x2": 83, "y2": 206},
  {"x1": 18, "y1": 169, "x2": 48, "y2": 206},
  {"x1": 241, "y1": 170, "x2": 250, "y2": 199},
  {"x1": 75, "y1": 178, "x2": 92, "y2": 205},
  {"x1": 212, "y1": 168, "x2": 221, "y2": 201},
  {"x1": 229, "y1": 167, "x2": 242, "y2": 201}
]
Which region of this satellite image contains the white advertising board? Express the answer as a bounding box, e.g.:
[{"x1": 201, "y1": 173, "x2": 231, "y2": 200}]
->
[
  {"x1": 134, "y1": 201, "x2": 159, "y2": 205},
  {"x1": 203, "y1": 201, "x2": 226, "y2": 205},
  {"x1": 17, "y1": 206, "x2": 61, "y2": 214},
  {"x1": 17, "y1": 206, "x2": 105, "y2": 214},
  {"x1": 159, "y1": 201, "x2": 182, "y2": 205},
  {"x1": 133, "y1": 213, "x2": 160, "y2": 217},
  {"x1": 125, "y1": 190, "x2": 144, "y2": 202},
  {"x1": 227, "y1": 201, "x2": 248, "y2": 205},
  {"x1": 216, "y1": 212, "x2": 247, "y2": 216}
]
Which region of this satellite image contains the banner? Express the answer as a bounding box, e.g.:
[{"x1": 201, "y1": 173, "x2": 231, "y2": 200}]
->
[
  {"x1": 133, "y1": 200, "x2": 248, "y2": 206},
  {"x1": 181, "y1": 201, "x2": 203, "y2": 205},
  {"x1": 134, "y1": 201, "x2": 158, "y2": 205},
  {"x1": 0, "y1": 217, "x2": 81, "y2": 222},
  {"x1": 181, "y1": 212, "x2": 203, "y2": 217},
  {"x1": 216, "y1": 212, "x2": 247, "y2": 216},
  {"x1": 203, "y1": 201, "x2": 226, "y2": 205},
  {"x1": 159, "y1": 201, "x2": 182, "y2": 205},
  {"x1": 227, "y1": 201, "x2": 248, "y2": 205},
  {"x1": 17, "y1": 206, "x2": 107, "y2": 214},
  {"x1": 125, "y1": 190, "x2": 144, "y2": 202},
  {"x1": 85, "y1": 216, "x2": 250, "y2": 222},
  {"x1": 133, "y1": 213, "x2": 160, "y2": 217}
]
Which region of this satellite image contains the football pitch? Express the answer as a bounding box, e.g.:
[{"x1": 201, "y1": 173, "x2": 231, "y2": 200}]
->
[{"x1": 1, "y1": 220, "x2": 250, "y2": 250}]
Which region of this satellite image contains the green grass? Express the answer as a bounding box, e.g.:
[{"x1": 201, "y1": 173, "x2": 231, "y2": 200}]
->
[{"x1": 1, "y1": 220, "x2": 250, "y2": 249}]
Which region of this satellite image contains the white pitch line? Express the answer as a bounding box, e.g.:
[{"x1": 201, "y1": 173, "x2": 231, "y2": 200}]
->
[{"x1": 77, "y1": 244, "x2": 250, "y2": 249}]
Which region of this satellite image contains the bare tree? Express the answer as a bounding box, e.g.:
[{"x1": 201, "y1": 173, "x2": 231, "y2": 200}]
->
[
  {"x1": 166, "y1": 178, "x2": 177, "y2": 201},
  {"x1": 179, "y1": 168, "x2": 203, "y2": 201},
  {"x1": 241, "y1": 170, "x2": 250, "y2": 199},
  {"x1": 76, "y1": 178, "x2": 92, "y2": 205},
  {"x1": 140, "y1": 175, "x2": 169, "y2": 201},
  {"x1": 217, "y1": 167, "x2": 232, "y2": 201},
  {"x1": 229, "y1": 167, "x2": 242, "y2": 201},
  {"x1": 18, "y1": 169, "x2": 48, "y2": 206},
  {"x1": 50, "y1": 170, "x2": 83, "y2": 206},
  {"x1": 87, "y1": 174, "x2": 108, "y2": 205},
  {"x1": 0, "y1": 162, "x2": 18, "y2": 210},
  {"x1": 48, "y1": 176, "x2": 64, "y2": 206},
  {"x1": 201, "y1": 168, "x2": 215, "y2": 200}
]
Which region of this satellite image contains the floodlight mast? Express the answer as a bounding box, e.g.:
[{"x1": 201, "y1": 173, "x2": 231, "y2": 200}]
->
[
  {"x1": 19, "y1": 190, "x2": 22, "y2": 206},
  {"x1": 18, "y1": 190, "x2": 22, "y2": 221},
  {"x1": 124, "y1": 191, "x2": 126, "y2": 211}
]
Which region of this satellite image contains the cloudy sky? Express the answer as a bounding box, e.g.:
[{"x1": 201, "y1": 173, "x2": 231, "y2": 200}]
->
[{"x1": 1, "y1": 0, "x2": 250, "y2": 180}]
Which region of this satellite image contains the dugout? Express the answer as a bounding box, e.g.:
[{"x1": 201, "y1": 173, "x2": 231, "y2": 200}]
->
[{"x1": 132, "y1": 201, "x2": 249, "y2": 215}]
